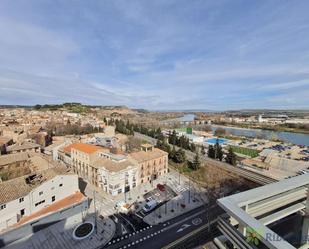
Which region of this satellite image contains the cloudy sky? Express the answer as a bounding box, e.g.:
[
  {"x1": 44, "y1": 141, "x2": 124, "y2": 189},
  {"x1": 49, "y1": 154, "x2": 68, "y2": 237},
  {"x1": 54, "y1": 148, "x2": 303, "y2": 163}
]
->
[{"x1": 0, "y1": 0, "x2": 309, "y2": 110}]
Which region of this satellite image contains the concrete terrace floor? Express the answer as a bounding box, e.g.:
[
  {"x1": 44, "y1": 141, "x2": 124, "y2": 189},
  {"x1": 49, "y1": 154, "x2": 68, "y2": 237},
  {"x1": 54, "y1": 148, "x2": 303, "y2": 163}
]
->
[{"x1": 6, "y1": 213, "x2": 115, "y2": 249}]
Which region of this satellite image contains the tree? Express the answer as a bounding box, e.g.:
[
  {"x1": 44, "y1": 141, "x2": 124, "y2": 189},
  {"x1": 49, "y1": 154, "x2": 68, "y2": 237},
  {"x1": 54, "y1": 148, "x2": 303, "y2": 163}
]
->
[
  {"x1": 174, "y1": 148, "x2": 186, "y2": 163},
  {"x1": 226, "y1": 147, "x2": 237, "y2": 166},
  {"x1": 126, "y1": 137, "x2": 142, "y2": 152},
  {"x1": 214, "y1": 127, "x2": 226, "y2": 137},
  {"x1": 34, "y1": 104, "x2": 42, "y2": 110},
  {"x1": 156, "y1": 139, "x2": 171, "y2": 155},
  {"x1": 169, "y1": 130, "x2": 178, "y2": 145},
  {"x1": 201, "y1": 145, "x2": 206, "y2": 155},
  {"x1": 208, "y1": 145, "x2": 216, "y2": 159},
  {"x1": 203, "y1": 125, "x2": 212, "y2": 132},
  {"x1": 192, "y1": 152, "x2": 201, "y2": 170},
  {"x1": 190, "y1": 142, "x2": 196, "y2": 152},
  {"x1": 169, "y1": 146, "x2": 177, "y2": 160},
  {"x1": 214, "y1": 140, "x2": 223, "y2": 161}
]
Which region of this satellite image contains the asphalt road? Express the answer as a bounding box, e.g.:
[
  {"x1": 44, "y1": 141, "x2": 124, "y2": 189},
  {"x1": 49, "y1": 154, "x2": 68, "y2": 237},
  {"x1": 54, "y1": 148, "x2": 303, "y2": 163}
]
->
[{"x1": 103, "y1": 204, "x2": 223, "y2": 249}]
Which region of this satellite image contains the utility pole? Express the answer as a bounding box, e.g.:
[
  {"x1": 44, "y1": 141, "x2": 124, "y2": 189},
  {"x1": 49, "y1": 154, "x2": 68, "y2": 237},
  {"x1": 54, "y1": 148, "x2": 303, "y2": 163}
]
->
[
  {"x1": 93, "y1": 190, "x2": 98, "y2": 234},
  {"x1": 165, "y1": 181, "x2": 167, "y2": 215},
  {"x1": 124, "y1": 173, "x2": 128, "y2": 203},
  {"x1": 188, "y1": 178, "x2": 191, "y2": 204}
]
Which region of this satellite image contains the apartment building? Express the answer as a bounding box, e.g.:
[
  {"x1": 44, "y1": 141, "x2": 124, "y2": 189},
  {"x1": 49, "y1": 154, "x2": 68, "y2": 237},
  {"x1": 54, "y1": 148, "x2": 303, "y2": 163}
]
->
[
  {"x1": 93, "y1": 156, "x2": 138, "y2": 196},
  {"x1": 0, "y1": 167, "x2": 81, "y2": 231},
  {"x1": 130, "y1": 144, "x2": 168, "y2": 185},
  {"x1": 69, "y1": 143, "x2": 109, "y2": 186},
  {"x1": 6, "y1": 142, "x2": 40, "y2": 154},
  {"x1": 66, "y1": 143, "x2": 168, "y2": 196},
  {"x1": 0, "y1": 137, "x2": 13, "y2": 155}
]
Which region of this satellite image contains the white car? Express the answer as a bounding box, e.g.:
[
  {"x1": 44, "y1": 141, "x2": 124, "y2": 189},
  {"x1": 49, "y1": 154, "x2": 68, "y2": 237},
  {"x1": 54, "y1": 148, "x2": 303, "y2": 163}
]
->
[{"x1": 143, "y1": 200, "x2": 157, "y2": 213}]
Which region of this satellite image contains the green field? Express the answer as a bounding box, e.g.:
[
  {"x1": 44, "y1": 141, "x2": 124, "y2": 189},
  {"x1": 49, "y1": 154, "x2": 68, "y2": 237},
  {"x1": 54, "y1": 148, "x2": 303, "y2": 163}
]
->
[{"x1": 229, "y1": 145, "x2": 260, "y2": 158}]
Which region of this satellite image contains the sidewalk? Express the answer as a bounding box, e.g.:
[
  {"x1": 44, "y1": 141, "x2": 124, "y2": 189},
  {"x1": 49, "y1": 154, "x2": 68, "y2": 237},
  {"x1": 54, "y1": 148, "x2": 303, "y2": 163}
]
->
[
  {"x1": 83, "y1": 167, "x2": 206, "y2": 222},
  {"x1": 143, "y1": 190, "x2": 208, "y2": 225}
]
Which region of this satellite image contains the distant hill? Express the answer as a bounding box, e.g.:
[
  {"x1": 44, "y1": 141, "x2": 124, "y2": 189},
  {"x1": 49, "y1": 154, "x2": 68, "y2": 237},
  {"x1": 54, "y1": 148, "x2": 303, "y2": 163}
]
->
[{"x1": 0, "y1": 103, "x2": 139, "y2": 115}]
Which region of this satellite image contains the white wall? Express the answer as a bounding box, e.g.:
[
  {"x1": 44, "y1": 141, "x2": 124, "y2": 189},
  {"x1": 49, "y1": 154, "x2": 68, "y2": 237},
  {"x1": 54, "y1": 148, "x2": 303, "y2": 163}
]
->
[
  {"x1": 0, "y1": 174, "x2": 79, "y2": 232},
  {"x1": 0, "y1": 199, "x2": 88, "y2": 247},
  {"x1": 99, "y1": 167, "x2": 138, "y2": 196}
]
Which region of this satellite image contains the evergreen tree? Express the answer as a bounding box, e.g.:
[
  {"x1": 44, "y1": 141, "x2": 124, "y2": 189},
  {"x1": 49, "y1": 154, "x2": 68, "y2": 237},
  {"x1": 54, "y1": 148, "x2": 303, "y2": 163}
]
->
[
  {"x1": 190, "y1": 143, "x2": 196, "y2": 152},
  {"x1": 208, "y1": 145, "x2": 216, "y2": 159},
  {"x1": 201, "y1": 145, "x2": 206, "y2": 155},
  {"x1": 214, "y1": 141, "x2": 223, "y2": 161},
  {"x1": 174, "y1": 148, "x2": 186, "y2": 163},
  {"x1": 226, "y1": 147, "x2": 237, "y2": 166},
  {"x1": 192, "y1": 152, "x2": 201, "y2": 170},
  {"x1": 169, "y1": 130, "x2": 178, "y2": 145},
  {"x1": 169, "y1": 146, "x2": 177, "y2": 160}
]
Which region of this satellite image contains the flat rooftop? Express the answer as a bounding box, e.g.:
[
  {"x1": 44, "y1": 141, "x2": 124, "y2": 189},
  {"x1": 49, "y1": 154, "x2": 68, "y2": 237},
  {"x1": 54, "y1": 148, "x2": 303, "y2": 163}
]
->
[{"x1": 217, "y1": 173, "x2": 309, "y2": 249}]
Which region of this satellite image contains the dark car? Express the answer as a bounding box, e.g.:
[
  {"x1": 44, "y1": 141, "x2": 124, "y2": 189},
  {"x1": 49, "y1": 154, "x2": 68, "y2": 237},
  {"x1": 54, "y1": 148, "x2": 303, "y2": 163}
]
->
[{"x1": 157, "y1": 184, "x2": 165, "y2": 192}]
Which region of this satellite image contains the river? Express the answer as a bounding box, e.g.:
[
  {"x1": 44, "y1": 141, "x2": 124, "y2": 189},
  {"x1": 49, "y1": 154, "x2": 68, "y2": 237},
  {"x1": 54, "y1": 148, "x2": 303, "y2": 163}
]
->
[
  {"x1": 211, "y1": 125, "x2": 309, "y2": 146},
  {"x1": 173, "y1": 114, "x2": 309, "y2": 146}
]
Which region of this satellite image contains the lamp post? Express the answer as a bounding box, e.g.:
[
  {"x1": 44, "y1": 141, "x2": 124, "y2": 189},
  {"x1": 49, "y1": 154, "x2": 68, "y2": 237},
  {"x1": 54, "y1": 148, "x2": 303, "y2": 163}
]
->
[
  {"x1": 124, "y1": 172, "x2": 129, "y2": 203},
  {"x1": 188, "y1": 178, "x2": 191, "y2": 204},
  {"x1": 165, "y1": 181, "x2": 167, "y2": 215},
  {"x1": 93, "y1": 190, "x2": 98, "y2": 234}
]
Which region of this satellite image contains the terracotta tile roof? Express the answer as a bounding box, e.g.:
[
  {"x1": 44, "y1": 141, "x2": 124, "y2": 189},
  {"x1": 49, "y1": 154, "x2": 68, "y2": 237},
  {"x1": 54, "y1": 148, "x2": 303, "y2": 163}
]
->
[
  {"x1": 0, "y1": 152, "x2": 29, "y2": 166},
  {"x1": 6, "y1": 142, "x2": 40, "y2": 152},
  {"x1": 0, "y1": 136, "x2": 12, "y2": 145},
  {"x1": 92, "y1": 158, "x2": 137, "y2": 172},
  {"x1": 14, "y1": 191, "x2": 86, "y2": 227},
  {"x1": 62, "y1": 143, "x2": 75, "y2": 154},
  {"x1": 69, "y1": 143, "x2": 103, "y2": 154},
  {"x1": 129, "y1": 148, "x2": 168, "y2": 163},
  {"x1": 0, "y1": 166, "x2": 74, "y2": 205}
]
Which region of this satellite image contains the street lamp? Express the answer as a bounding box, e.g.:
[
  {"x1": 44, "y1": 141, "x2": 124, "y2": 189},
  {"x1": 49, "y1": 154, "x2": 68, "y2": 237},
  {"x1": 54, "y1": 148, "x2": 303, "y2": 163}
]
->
[
  {"x1": 93, "y1": 190, "x2": 98, "y2": 234},
  {"x1": 188, "y1": 178, "x2": 191, "y2": 204},
  {"x1": 124, "y1": 172, "x2": 129, "y2": 203}
]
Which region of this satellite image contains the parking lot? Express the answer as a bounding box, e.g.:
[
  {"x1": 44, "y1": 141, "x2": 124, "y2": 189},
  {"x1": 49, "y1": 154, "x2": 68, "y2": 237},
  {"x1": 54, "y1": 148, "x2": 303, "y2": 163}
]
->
[{"x1": 144, "y1": 184, "x2": 177, "y2": 205}]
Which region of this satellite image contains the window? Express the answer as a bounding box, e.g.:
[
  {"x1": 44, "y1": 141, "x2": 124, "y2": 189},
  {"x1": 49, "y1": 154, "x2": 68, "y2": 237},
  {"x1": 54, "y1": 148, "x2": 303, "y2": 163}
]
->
[
  {"x1": 35, "y1": 200, "x2": 45, "y2": 207},
  {"x1": 52, "y1": 196, "x2": 55, "y2": 202},
  {"x1": 59, "y1": 183, "x2": 63, "y2": 187},
  {"x1": 39, "y1": 191, "x2": 43, "y2": 196},
  {"x1": 19, "y1": 197, "x2": 24, "y2": 203},
  {"x1": 0, "y1": 204, "x2": 6, "y2": 210},
  {"x1": 20, "y1": 209, "x2": 25, "y2": 217},
  {"x1": 118, "y1": 189, "x2": 122, "y2": 194}
]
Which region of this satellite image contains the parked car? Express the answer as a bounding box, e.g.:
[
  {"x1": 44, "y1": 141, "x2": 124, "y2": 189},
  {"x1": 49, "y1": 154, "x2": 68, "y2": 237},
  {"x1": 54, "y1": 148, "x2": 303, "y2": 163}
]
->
[
  {"x1": 157, "y1": 184, "x2": 165, "y2": 192},
  {"x1": 143, "y1": 199, "x2": 157, "y2": 213}
]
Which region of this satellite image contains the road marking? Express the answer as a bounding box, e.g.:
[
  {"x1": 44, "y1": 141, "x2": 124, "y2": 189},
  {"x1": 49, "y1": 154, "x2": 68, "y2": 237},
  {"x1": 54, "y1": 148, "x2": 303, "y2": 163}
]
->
[
  {"x1": 119, "y1": 213, "x2": 137, "y2": 232},
  {"x1": 192, "y1": 218, "x2": 202, "y2": 225},
  {"x1": 121, "y1": 224, "x2": 128, "y2": 235},
  {"x1": 161, "y1": 209, "x2": 205, "y2": 232},
  {"x1": 176, "y1": 223, "x2": 191, "y2": 233}
]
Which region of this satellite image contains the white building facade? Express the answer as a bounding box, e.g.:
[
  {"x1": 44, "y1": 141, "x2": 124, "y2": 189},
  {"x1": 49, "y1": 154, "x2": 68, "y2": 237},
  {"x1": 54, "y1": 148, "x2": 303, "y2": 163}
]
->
[{"x1": 0, "y1": 171, "x2": 79, "y2": 231}]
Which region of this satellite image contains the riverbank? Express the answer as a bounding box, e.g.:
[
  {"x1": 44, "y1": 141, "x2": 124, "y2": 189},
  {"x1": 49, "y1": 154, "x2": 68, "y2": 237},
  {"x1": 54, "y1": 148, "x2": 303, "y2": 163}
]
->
[
  {"x1": 212, "y1": 122, "x2": 309, "y2": 135},
  {"x1": 208, "y1": 124, "x2": 309, "y2": 146}
]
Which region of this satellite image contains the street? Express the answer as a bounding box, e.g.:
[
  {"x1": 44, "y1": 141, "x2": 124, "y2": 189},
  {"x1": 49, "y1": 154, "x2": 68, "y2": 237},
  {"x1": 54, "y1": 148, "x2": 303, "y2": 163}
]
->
[{"x1": 103, "y1": 204, "x2": 223, "y2": 249}]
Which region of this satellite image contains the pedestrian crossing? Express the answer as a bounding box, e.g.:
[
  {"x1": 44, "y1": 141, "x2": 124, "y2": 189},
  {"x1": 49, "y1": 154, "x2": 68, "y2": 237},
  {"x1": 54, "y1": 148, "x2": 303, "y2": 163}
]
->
[
  {"x1": 175, "y1": 185, "x2": 189, "y2": 193},
  {"x1": 96, "y1": 198, "x2": 116, "y2": 217}
]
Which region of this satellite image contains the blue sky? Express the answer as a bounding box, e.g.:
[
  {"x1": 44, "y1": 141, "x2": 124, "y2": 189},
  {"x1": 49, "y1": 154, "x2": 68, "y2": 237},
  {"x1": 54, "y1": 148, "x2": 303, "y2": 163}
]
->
[{"x1": 0, "y1": 0, "x2": 309, "y2": 110}]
